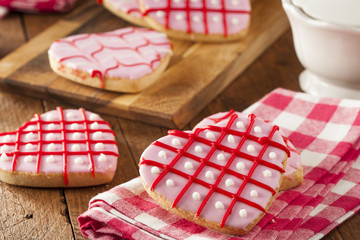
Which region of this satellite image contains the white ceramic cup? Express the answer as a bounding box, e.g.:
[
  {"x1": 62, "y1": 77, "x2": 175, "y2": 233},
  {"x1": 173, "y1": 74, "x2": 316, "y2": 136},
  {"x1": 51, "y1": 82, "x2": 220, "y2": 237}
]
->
[{"x1": 282, "y1": 0, "x2": 360, "y2": 99}]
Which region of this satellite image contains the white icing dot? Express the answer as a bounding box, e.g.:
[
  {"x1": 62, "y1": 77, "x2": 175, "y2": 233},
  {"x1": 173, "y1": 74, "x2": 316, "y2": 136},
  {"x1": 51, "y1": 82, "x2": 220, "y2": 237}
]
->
[
  {"x1": 217, "y1": 153, "x2": 225, "y2": 161},
  {"x1": 48, "y1": 143, "x2": 56, "y2": 151},
  {"x1": 247, "y1": 144, "x2": 255, "y2": 153},
  {"x1": 173, "y1": 0, "x2": 180, "y2": 3},
  {"x1": 74, "y1": 157, "x2": 84, "y2": 164},
  {"x1": 172, "y1": 138, "x2": 180, "y2": 146},
  {"x1": 206, "y1": 132, "x2": 215, "y2": 140},
  {"x1": 190, "y1": 0, "x2": 198, "y2": 2},
  {"x1": 184, "y1": 161, "x2": 193, "y2": 170},
  {"x1": 175, "y1": 14, "x2": 183, "y2": 20},
  {"x1": 46, "y1": 113, "x2": 56, "y2": 121},
  {"x1": 192, "y1": 192, "x2": 200, "y2": 201},
  {"x1": 225, "y1": 178, "x2": 235, "y2": 187},
  {"x1": 231, "y1": 0, "x2": 239, "y2": 5},
  {"x1": 236, "y1": 121, "x2": 244, "y2": 129},
  {"x1": 24, "y1": 155, "x2": 34, "y2": 162},
  {"x1": 269, "y1": 152, "x2": 277, "y2": 159},
  {"x1": 263, "y1": 170, "x2": 272, "y2": 178},
  {"x1": 195, "y1": 145, "x2": 203, "y2": 153},
  {"x1": 91, "y1": 122, "x2": 99, "y2": 130},
  {"x1": 211, "y1": 0, "x2": 218, "y2": 5},
  {"x1": 73, "y1": 132, "x2": 81, "y2": 140},
  {"x1": 254, "y1": 126, "x2": 262, "y2": 133},
  {"x1": 93, "y1": 131, "x2": 103, "y2": 139},
  {"x1": 1, "y1": 144, "x2": 9, "y2": 152},
  {"x1": 98, "y1": 153, "x2": 107, "y2": 162},
  {"x1": 166, "y1": 179, "x2": 174, "y2": 187},
  {"x1": 72, "y1": 144, "x2": 81, "y2": 151},
  {"x1": 48, "y1": 123, "x2": 56, "y2": 130},
  {"x1": 205, "y1": 170, "x2": 214, "y2": 180},
  {"x1": 3, "y1": 135, "x2": 11, "y2": 142},
  {"x1": 46, "y1": 155, "x2": 55, "y2": 163},
  {"x1": 26, "y1": 132, "x2": 36, "y2": 140},
  {"x1": 95, "y1": 143, "x2": 104, "y2": 150},
  {"x1": 66, "y1": 112, "x2": 75, "y2": 119},
  {"x1": 231, "y1": 18, "x2": 240, "y2": 25},
  {"x1": 239, "y1": 209, "x2": 247, "y2": 218},
  {"x1": 46, "y1": 133, "x2": 55, "y2": 141},
  {"x1": 236, "y1": 161, "x2": 245, "y2": 171},
  {"x1": 227, "y1": 135, "x2": 235, "y2": 144},
  {"x1": 151, "y1": 166, "x2": 161, "y2": 174},
  {"x1": 212, "y1": 15, "x2": 220, "y2": 23},
  {"x1": 158, "y1": 150, "x2": 167, "y2": 159},
  {"x1": 215, "y1": 201, "x2": 225, "y2": 210},
  {"x1": 89, "y1": 113, "x2": 99, "y2": 121},
  {"x1": 25, "y1": 143, "x2": 34, "y2": 150},
  {"x1": 192, "y1": 15, "x2": 201, "y2": 22},
  {"x1": 27, "y1": 125, "x2": 37, "y2": 131},
  {"x1": 250, "y1": 190, "x2": 258, "y2": 198},
  {"x1": 156, "y1": 10, "x2": 165, "y2": 17},
  {"x1": 1, "y1": 153, "x2": 9, "y2": 162},
  {"x1": 70, "y1": 123, "x2": 80, "y2": 130}
]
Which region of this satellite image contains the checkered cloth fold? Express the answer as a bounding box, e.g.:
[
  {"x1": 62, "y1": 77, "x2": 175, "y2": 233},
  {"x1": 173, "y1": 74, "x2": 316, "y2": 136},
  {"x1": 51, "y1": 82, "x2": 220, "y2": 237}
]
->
[{"x1": 78, "y1": 88, "x2": 360, "y2": 240}]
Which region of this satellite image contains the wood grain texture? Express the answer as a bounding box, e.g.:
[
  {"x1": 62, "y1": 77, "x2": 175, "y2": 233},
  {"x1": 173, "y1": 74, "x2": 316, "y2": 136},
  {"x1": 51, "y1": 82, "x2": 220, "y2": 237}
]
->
[{"x1": 0, "y1": 0, "x2": 289, "y2": 129}]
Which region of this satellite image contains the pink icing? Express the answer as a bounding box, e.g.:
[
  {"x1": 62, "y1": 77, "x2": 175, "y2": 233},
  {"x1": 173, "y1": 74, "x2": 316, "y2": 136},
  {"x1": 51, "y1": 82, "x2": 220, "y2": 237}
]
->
[
  {"x1": 194, "y1": 110, "x2": 302, "y2": 178},
  {"x1": 0, "y1": 107, "x2": 119, "y2": 186},
  {"x1": 141, "y1": 0, "x2": 251, "y2": 36},
  {"x1": 139, "y1": 113, "x2": 288, "y2": 229},
  {"x1": 104, "y1": 0, "x2": 142, "y2": 17},
  {"x1": 48, "y1": 27, "x2": 172, "y2": 88},
  {"x1": 0, "y1": 0, "x2": 77, "y2": 13}
]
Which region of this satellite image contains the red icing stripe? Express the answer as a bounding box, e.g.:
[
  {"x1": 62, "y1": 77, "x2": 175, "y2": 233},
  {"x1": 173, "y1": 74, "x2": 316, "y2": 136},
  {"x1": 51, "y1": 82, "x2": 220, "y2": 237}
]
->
[
  {"x1": 55, "y1": 28, "x2": 171, "y2": 88},
  {"x1": 140, "y1": 113, "x2": 288, "y2": 227},
  {"x1": 1, "y1": 107, "x2": 118, "y2": 186},
  {"x1": 142, "y1": 2, "x2": 251, "y2": 37}
]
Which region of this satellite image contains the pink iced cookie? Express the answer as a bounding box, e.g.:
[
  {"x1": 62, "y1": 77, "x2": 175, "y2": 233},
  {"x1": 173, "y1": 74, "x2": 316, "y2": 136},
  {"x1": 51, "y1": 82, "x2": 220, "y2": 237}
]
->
[
  {"x1": 48, "y1": 27, "x2": 172, "y2": 93},
  {"x1": 101, "y1": 0, "x2": 149, "y2": 27},
  {"x1": 194, "y1": 110, "x2": 303, "y2": 190},
  {"x1": 140, "y1": 0, "x2": 252, "y2": 42},
  {"x1": 0, "y1": 107, "x2": 119, "y2": 187},
  {"x1": 139, "y1": 113, "x2": 289, "y2": 235},
  {"x1": 0, "y1": 0, "x2": 77, "y2": 13}
]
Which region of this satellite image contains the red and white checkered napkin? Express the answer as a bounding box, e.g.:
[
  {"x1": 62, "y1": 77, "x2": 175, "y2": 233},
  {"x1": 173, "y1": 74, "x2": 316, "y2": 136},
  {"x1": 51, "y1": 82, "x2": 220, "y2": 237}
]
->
[{"x1": 78, "y1": 88, "x2": 360, "y2": 240}]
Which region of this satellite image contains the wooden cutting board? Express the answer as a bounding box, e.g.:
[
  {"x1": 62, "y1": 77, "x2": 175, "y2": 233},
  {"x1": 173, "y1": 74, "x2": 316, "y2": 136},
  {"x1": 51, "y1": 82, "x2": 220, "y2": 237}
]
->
[{"x1": 0, "y1": 0, "x2": 289, "y2": 128}]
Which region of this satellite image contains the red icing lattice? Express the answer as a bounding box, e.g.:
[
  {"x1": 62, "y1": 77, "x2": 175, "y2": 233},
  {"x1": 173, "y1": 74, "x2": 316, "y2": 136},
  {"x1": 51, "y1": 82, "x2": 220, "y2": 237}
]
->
[
  {"x1": 53, "y1": 27, "x2": 171, "y2": 88},
  {"x1": 140, "y1": 114, "x2": 289, "y2": 227},
  {"x1": 142, "y1": 0, "x2": 251, "y2": 37},
  {"x1": 0, "y1": 107, "x2": 118, "y2": 186}
]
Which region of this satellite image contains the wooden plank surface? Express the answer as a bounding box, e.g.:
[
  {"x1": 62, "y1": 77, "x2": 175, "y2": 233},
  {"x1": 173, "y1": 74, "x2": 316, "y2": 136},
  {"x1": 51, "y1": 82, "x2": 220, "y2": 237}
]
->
[
  {"x1": 0, "y1": 1, "x2": 358, "y2": 240},
  {"x1": 0, "y1": 0, "x2": 289, "y2": 128}
]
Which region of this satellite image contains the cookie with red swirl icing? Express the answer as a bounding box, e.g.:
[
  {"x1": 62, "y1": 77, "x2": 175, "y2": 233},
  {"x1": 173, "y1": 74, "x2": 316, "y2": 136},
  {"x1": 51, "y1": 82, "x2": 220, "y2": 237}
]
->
[
  {"x1": 139, "y1": 0, "x2": 252, "y2": 42},
  {"x1": 194, "y1": 110, "x2": 303, "y2": 191},
  {"x1": 0, "y1": 107, "x2": 119, "y2": 187},
  {"x1": 139, "y1": 113, "x2": 288, "y2": 235},
  {"x1": 102, "y1": 0, "x2": 149, "y2": 27},
  {"x1": 48, "y1": 27, "x2": 172, "y2": 93}
]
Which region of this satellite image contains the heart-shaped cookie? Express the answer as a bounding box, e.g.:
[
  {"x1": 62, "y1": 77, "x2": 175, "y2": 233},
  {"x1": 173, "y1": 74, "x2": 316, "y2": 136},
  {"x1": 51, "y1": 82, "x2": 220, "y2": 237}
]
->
[
  {"x1": 102, "y1": 0, "x2": 150, "y2": 27},
  {"x1": 194, "y1": 110, "x2": 303, "y2": 191},
  {"x1": 48, "y1": 27, "x2": 172, "y2": 93},
  {"x1": 0, "y1": 107, "x2": 119, "y2": 187},
  {"x1": 139, "y1": 113, "x2": 289, "y2": 235},
  {"x1": 140, "y1": 0, "x2": 252, "y2": 42}
]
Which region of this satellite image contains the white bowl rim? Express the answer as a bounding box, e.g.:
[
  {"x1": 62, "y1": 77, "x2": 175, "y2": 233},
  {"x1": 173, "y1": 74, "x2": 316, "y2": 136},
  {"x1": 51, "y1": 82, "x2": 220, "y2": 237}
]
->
[{"x1": 282, "y1": 0, "x2": 360, "y2": 33}]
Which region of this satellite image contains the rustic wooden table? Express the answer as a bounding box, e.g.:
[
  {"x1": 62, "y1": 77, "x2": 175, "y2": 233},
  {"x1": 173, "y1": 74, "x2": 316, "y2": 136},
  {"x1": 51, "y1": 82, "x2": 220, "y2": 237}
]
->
[{"x1": 0, "y1": 1, "x2": 359, "y2": 240}]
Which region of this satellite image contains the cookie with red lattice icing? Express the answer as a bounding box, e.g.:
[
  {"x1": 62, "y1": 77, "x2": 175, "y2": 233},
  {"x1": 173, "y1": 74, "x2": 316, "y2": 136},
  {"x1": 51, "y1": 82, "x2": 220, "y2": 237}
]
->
[
  {"x1": 139, "y1": 113, "x2": 289, "y2": 235},
  {"x1": 139, "y1": 0, "x2": 252, "y2": 42},
  {"x1": 194, "y1": 110, "x2": 303, "y2": 191},
  {"x1": 101, "y1": 0, "x2": 149, "y2": 27},
  {"x1": 0, "y1": 107, "x2": 119, "y2": 187},
  {"x1": 48, "y1": 27, "x2": 172, "y2": 93}
]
